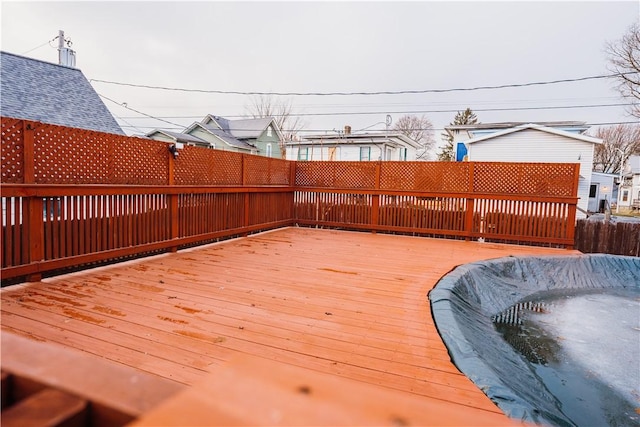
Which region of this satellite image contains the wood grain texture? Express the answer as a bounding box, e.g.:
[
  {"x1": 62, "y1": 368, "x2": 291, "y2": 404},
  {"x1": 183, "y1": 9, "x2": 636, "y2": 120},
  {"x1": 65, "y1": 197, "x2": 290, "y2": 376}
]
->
[{"x1": 1, "y1": 228, "x2": 576, "y2": 424}]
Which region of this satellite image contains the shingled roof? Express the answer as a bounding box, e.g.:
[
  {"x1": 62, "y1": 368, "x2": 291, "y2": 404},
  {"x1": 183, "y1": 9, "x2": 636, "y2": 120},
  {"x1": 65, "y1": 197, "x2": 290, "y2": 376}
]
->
[
  {"x1": 0, "y1": 51, "x2": 124, "y2": 135},
  {"x1": 203, "y1": 115, "x2": 281, "y2": 140}
]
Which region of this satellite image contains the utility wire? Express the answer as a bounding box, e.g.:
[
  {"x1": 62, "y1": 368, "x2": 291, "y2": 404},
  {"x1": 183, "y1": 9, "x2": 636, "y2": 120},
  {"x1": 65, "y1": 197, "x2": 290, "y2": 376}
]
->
[
  {"x1": 116, "y1": 102, "x2": 636, "y2": 120},
  {"x1": 117, "y1": 121, "x2": 640, "y2": 132},
  {"x1": 90, "y1": 73, "x2": 629, "y2": 97},
  {"x1": 21, "y1": 36, "x2": 59, "y2": 55},
  {"x1": 98, "y1": 93, "x2": 184, "y2": 128}
]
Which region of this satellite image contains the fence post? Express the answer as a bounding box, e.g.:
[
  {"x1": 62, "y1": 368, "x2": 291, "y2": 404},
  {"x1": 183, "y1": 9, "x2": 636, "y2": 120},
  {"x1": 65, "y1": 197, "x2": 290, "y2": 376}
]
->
[
  {"x1": 23, "y1": 121, "x2": 43, "y2": 281},
  {"x1": 371, "y1": 162, "x2": 381, "y2": 233},
  {"x1": 464, "y1": 162, "x2": 475, "y2": 241},
  {"x1": 565, "y1": 163, "x2": 581, "y2": 249},
  {"x1": 289, "y1": 161, "x2": 297, "y2": 225},
  {"x1": 242, "y1": 154, "x2": 250, "y2": 235},
  {"x1": 168, "y1": 148, "x2": 179, "y2": 252}
]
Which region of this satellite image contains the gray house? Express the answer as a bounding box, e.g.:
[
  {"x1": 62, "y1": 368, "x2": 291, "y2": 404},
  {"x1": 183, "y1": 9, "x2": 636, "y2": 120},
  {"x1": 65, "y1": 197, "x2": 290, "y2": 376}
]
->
[
  {"x1": 148, "y1": 114, "x2": 284, "y2": 158},
  {"x1": 0, "y1": 51, "x2": 124, "y2": 135}
]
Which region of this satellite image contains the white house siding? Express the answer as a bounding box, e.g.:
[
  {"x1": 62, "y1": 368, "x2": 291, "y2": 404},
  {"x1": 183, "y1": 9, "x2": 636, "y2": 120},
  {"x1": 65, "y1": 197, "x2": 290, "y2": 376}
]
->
[
  {"x1": 287, "y1": 144, "x2": 415, "y2": 162},
  {"x1": 148, "y1": 133, "x2": 173, "y2": 143},
  {"x1": 467, "y1": 129, "x2": 594, "y2": 218}
]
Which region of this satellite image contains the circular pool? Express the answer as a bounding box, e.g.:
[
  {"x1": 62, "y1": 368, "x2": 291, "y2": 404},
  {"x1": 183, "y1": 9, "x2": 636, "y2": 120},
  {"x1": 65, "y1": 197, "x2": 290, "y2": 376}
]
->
[{"x1": 429, "y1": 254, "x2": 640, "y2": 426}]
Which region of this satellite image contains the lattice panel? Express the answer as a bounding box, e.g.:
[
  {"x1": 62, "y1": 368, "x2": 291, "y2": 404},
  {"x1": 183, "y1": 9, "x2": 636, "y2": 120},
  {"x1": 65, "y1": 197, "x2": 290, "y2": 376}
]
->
[
  {"x1": 473, "y1": 162, "x2": 577, "y2": 196},
  {"x1": 1, "y1": 118, "x2": 25, "y2": 183},
  {"x1": 473, "y1": 162, "x2": 522, "y2": 195},
  {"x1": 380, "y1": 162, "x2": 470, "y2": 192},
  {"x1": 244, "y1": 156, "x2": 291, "y2": 185},
  {"x1": 174, "y1": 147, "x2": 242, "y2": 185},
  {"x1": 110, "y1": 135, "x2": 168, "y2": 184},
  {"x1": 295, "y1": 162, "x2": 376, "y2": 189},
  {"x1": 520, "y1": 163, "x2": 577, "y2": 197},
  {"x1": 32, "y1": 121, "x2": 167, "y2": 184}
]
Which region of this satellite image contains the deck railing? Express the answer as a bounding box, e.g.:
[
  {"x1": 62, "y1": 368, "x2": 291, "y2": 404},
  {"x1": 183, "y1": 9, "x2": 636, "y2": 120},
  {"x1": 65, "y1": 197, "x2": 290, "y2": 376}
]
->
[
  {"x1": 1, "y1": 118, "x2": 579, "y2": 283},
  {"x1": 293, "y1": 161, "x2": 578, "y2": 245}
]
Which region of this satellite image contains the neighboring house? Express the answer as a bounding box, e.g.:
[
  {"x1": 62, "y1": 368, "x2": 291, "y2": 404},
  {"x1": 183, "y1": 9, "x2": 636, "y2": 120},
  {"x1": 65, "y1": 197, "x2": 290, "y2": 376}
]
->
[
  {"x1": 0, "y1": 51, "x2": 124, "y2": 135},
  {"x1": 446, "y1": 121, "x2": 590, "y2": 143},
  {"x1": 448, "y1": 122, "x2": 602, "y2": 219},
  {"x1": 286, "y1": 126, "x2": 421, "y2": 161},
  {"x1": 617, "y1": 155, "x2": 640, "y2": 210},
  {"x1": 147, "y1": 114, "x2": 284, "y2": 158},
  {"x1": 589, "y1": 172, "x2": 617, "y2": 213},
  {"x1": 145, "y1": 130, "x2": 209, "y2": 147}
]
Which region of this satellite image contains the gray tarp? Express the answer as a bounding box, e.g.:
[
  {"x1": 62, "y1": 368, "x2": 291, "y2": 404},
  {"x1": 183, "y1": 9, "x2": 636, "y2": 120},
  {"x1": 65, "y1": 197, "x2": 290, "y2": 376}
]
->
[{"x1": 429, "y1": 254, "x2": 640, "y2": 426}]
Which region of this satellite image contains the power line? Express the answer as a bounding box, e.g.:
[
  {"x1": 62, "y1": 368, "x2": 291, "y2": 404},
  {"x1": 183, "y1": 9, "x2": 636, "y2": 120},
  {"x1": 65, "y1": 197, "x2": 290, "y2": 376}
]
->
[
  {"x1": 90, "y1": 73, "x2": 628, "y2": 97},
  {"x1": 115, "y1": 102, "x2": 636, "y2": 120},
  {"x1": 21, "y1": 36, "x2": 59, "y2": 55},
  {"x1": 98, "y1": 93, "x2": 184, "y2": 128},
  {"x1": 117, "y1": 121, "x2": 640, "y2": 133}
]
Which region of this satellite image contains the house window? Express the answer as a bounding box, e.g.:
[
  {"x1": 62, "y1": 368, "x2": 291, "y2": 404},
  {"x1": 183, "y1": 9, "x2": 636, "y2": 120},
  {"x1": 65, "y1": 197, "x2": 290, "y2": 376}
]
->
[
  {"x1": 266, "y1": 143, "x2": 272, "y2": 157},
  {"x1": 360, "y1": 146, "x2": 371, "y2": 161},
  {"x1": 622, "y1": 190, "x2": 629, "y2": 202},
  {"x1": 298, "y1": 147, "x2": 308, "y2": 161},
  {"x1": 399, "y1": 148, "x2": 407, "y2": 161},
  {"x1": 386, "y1": 147, "x2": 392, "y2": 161},
  {"x1": 589, "y1": 184, "x2": 597, "y2": 198},
  {"x1": 267, "y1": 126, "x2": 272, "y2": 137}
]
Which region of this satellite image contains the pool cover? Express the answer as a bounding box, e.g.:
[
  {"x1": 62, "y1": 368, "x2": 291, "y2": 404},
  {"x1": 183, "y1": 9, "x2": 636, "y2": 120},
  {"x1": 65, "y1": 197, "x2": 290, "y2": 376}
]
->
[{"x1": 429, "y1": 254, "x2": 640, "y2": 426}]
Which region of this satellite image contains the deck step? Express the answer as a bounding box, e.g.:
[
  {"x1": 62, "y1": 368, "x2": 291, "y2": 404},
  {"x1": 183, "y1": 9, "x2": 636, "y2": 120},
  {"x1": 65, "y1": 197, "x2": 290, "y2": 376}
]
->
[{"x1": 1, "y1": 388, "x2": 88, "y2": 427}]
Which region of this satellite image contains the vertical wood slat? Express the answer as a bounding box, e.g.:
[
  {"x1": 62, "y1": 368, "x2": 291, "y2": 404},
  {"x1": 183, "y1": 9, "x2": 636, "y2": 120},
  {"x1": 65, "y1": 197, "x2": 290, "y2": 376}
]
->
[
  {"x1": 54, "y1": 198, "x2": 61, "y2": 258},
  {"x1": 3, "y1": 198, "x2": 13, "y2": 267}
]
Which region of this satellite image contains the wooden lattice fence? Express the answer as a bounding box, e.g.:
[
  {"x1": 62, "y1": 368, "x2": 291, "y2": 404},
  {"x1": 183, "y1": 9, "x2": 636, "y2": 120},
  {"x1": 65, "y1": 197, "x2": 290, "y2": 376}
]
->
[
  {"x1": 293, "y1": 161, "x2": 579, "y2": 244},
  {"x1": 1, "y1": 117, "x2": 580, "y2": 283}
]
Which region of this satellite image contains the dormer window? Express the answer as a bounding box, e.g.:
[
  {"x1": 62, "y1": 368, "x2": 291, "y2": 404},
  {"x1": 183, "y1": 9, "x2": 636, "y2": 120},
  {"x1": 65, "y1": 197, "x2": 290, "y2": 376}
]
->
[{"x1": 267, "y1": 126, "x2": 272, "y2": 137}]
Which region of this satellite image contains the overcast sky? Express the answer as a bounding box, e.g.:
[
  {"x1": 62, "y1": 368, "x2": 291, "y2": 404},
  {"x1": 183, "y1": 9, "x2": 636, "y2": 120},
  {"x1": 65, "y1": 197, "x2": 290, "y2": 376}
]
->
[{"x1": 2, "y1": 1, "x2": 639, "y2": 154}]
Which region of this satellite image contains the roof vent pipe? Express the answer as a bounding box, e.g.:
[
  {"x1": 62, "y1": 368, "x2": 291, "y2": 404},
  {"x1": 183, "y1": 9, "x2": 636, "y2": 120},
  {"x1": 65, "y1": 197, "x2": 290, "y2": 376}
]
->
[{"x1": 344, "y1": 125, "x2": 351, "y2": 135}]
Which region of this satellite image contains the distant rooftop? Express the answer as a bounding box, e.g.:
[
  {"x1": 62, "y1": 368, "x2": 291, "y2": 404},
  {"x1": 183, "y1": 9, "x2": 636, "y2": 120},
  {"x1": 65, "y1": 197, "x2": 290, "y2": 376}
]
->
[
  {"x1": 0, "y1": 51, "x2": 124, "y2": 135},
  {"x1": 204, "y1": 115, "x2": 276, "y2": 140},
  {"x1": 446, "y1": 121, "x2": 588, "y2": 130}
]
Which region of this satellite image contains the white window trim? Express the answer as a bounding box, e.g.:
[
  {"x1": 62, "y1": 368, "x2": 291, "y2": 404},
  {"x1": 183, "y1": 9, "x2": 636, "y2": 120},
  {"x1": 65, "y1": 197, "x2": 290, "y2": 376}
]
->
[
  {"x1": 360, "y1": 146, "x2": 371, "y2": 161},
  {"x1": 298, "y1": 147, "x2": 309, "y2": 161}
]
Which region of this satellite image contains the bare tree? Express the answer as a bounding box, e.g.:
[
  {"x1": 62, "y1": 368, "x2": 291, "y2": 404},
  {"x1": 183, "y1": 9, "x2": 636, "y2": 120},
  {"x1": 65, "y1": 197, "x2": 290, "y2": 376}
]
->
[
  {"x1": 392, "y1": 114, "x2": 436, "y2": 160},
  {"x1": 246, "y1": 95, "x2": 305, "y2": 157},
  {"x1": 606, "y1": 23, "x2": 640, "y2": 118},
  {"x1": 592, "y1": 124, "x2": 640, "y2": 173}
]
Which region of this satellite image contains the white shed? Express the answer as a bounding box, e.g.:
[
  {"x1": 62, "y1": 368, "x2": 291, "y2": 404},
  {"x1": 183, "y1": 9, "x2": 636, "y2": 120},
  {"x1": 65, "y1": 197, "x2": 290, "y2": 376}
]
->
[
  {"x1": 464, "y1": 123, "x2": 603, "y2": 219},
  {"x1": 589, "y1": 172, "x2": 617, "y2": 213}
]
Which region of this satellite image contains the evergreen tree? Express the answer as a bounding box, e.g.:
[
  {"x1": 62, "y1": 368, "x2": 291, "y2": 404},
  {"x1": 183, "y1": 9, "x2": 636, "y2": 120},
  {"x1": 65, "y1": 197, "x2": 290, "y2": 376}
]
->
[{"x1": 437, "y1": 108, "x2": 478, "y2": 161}]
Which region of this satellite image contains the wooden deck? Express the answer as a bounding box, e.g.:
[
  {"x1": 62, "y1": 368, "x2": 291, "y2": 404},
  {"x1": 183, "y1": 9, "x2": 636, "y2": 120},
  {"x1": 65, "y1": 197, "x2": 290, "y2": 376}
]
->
[{"x1": 1, "y1": 227, "x2": 576, "y2": 425}]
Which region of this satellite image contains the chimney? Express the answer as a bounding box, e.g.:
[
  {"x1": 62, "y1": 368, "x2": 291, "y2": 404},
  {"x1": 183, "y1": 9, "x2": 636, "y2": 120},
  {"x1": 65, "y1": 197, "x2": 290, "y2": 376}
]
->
[
  {"x1": 57, "y1": 30, "x2": 76, "y2": 68},
  {"x1": 344, "y1": 125, "x2": 351, "y2": 135}
]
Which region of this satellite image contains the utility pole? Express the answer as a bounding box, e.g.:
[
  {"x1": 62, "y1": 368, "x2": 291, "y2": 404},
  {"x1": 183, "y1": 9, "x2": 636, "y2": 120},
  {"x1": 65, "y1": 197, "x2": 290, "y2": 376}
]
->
[
  {"x1": 616, "y1": 147, "x2": 625, "y2": 214},
  {"x1": 57, "y1": 30, "x2": 76, "y2": 67}
]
